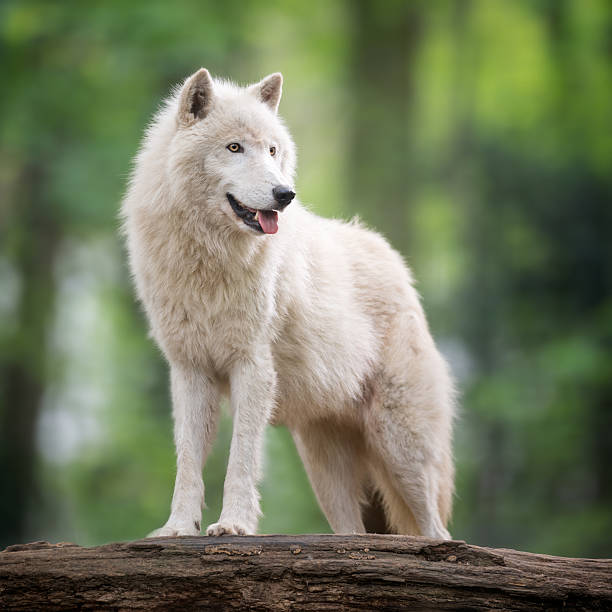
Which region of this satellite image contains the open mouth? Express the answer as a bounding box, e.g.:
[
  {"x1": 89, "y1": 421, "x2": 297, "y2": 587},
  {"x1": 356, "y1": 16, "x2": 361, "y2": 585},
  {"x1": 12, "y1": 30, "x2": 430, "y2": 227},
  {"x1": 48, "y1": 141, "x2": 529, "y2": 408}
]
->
[{"x1": 226, "y1": 193, "x2": 279, "y2": 235}]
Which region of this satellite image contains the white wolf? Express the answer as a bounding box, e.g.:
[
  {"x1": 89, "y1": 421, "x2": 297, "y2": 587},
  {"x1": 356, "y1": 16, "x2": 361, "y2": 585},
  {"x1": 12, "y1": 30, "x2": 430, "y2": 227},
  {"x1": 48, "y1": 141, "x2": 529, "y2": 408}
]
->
[{"x1": 121, "y1": 68, "x2": 455, "y2": 539}]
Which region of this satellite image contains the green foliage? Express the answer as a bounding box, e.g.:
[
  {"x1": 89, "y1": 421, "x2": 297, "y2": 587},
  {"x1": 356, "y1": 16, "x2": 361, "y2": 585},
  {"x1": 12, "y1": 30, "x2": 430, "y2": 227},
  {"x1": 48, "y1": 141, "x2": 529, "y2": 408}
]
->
[{"x1": 0, "y1": 0, "x2": 610, "y2": 556}]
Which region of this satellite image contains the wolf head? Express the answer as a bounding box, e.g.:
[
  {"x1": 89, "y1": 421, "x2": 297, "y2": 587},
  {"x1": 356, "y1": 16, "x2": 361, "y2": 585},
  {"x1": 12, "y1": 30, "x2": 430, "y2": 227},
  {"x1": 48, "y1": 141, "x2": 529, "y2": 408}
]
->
[{"x1": 161, "y1": 68, "x2": 297, "y2": 236}]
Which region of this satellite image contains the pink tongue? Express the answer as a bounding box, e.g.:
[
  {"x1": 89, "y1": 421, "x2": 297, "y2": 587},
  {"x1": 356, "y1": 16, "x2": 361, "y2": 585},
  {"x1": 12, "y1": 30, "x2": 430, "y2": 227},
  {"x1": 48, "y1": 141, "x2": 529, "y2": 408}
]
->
[{"x1": 258, "y1": 210, "x2": 278, "y2": 234}]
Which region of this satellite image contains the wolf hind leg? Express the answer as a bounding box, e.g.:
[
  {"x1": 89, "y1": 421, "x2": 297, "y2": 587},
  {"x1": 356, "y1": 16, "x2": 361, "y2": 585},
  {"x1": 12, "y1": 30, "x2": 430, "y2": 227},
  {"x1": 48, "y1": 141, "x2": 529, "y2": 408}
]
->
[
  {"x1": 292, "y1": 422, "x2": 366, "y2": 534},
  {"x1": 371, "y1": 435, "x2": 450, "y2": 538},
  {"x1": 366, "y1": 310, "x2": 454, "y2": 539},
  {"x1": 366, "y1": 399, "x2": 452, "y2": 539},
  {"x1": 368, "y1": 460, "x2": 420, "y2": 535}
]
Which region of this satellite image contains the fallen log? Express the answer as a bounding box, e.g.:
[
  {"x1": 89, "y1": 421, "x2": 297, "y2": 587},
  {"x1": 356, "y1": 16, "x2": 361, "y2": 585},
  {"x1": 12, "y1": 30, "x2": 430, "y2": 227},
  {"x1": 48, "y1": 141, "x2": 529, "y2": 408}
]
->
[{"x1": 1, "y1": 534, "x2": 610, "y2": 610}]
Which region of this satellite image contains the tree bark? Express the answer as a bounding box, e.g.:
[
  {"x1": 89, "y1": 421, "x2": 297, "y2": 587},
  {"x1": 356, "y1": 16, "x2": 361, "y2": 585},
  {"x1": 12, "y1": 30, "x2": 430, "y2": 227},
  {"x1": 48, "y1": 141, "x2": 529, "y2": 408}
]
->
[{"x1": 1, "y1": 535, "x2": 610, "y2": 610}]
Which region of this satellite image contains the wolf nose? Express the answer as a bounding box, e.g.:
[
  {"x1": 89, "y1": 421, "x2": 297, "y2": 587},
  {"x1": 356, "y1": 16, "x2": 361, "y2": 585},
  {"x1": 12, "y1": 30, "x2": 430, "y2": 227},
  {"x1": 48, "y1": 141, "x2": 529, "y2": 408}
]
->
[{"x1": 272, "y1": 185, "x2": 295, "y2": 209}]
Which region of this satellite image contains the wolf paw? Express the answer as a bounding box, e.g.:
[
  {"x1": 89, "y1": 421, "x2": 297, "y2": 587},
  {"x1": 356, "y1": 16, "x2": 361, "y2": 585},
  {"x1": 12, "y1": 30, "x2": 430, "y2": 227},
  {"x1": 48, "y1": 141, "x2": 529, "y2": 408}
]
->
[
  {"x1": 206, "y1": 520, "x2": 251, "y2": 536},
  {"x1": 147, "y1": 520, "x2": 201, "y2": 538}
]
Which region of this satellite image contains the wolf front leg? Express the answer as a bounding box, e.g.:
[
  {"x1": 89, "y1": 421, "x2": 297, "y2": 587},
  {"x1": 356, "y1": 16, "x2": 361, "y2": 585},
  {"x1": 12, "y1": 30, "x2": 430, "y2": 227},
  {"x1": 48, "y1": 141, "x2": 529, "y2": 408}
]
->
[
  {"x1": 206, "y1": 352, "x2": 275, "y2": 536},
  {"x1": 149, "y1": 365, "x2": 220, "y2": 537}
]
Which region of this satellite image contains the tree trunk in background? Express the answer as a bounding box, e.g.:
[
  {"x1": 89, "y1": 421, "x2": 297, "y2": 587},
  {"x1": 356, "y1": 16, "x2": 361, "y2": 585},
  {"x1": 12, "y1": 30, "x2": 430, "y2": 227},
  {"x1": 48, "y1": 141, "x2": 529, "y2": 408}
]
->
[
  {"x1": 0, "y1": 162, "x2": 59, "y2": 548},
  {"x1": 346, "y1": 2, "x2": 424, "y2": 532},
  {"x1": 347, "y1": 0, "x2": 422, "y2": 250},
  {"x1": 2, "y1": 535, "x2": 611, "y2": 610}
]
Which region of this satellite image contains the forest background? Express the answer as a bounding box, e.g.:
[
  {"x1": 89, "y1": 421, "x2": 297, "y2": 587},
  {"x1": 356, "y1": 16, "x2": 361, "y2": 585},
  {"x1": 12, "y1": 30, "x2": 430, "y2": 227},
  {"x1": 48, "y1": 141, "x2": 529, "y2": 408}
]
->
[{"x1": 1, "y1": 0, "x2": 611, "y2": 557}]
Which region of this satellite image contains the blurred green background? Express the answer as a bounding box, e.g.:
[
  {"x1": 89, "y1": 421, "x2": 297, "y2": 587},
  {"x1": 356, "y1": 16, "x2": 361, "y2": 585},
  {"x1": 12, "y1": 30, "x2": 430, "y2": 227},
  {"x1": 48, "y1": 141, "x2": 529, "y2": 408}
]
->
[{"x1": 1, "y1": 0, "x2": 611, "y2": 557}]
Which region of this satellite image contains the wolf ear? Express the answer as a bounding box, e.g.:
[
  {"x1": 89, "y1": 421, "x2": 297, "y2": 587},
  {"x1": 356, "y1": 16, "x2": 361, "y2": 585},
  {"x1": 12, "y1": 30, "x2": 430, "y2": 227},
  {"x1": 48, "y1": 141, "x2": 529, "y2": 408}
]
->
[
  {"x1": 250, "y1": 73, "x2": 283, "y2": 113},
  {"x1": 178, "y1": 68, "x2": 214, "y2": 126}
]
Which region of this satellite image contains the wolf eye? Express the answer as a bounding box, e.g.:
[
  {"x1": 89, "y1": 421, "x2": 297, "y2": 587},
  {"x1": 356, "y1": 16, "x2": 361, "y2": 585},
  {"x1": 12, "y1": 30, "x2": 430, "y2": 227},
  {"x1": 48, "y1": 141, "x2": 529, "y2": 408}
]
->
[
  {"x1": 227, "y1": 143, "x2": 243, "y2": 153},
  {"x1": 269, "y1": 146, "x2": 276, "y2": 157}
]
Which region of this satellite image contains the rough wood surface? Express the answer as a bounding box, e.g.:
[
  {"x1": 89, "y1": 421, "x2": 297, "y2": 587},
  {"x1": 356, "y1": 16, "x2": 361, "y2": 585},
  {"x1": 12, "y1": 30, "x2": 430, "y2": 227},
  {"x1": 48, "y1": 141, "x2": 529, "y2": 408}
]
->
[{"x1": 1, "y1": 534, "x2": 610, "y2": 610}]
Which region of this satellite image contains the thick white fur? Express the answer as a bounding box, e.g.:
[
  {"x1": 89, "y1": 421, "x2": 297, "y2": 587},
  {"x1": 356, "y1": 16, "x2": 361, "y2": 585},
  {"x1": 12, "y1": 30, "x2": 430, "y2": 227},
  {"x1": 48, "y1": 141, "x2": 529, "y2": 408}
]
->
[{"x1": 122, "y1": 69, "x2": 455, "y2": 539}]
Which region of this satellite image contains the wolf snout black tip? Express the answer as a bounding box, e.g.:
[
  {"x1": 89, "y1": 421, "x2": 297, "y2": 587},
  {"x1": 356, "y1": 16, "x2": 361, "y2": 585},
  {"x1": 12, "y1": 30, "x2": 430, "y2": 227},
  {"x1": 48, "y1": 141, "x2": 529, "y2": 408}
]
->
[{"x1": 272, "y1": 185, "x2": 295, "y2": 209}]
